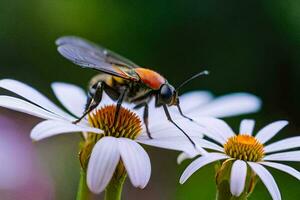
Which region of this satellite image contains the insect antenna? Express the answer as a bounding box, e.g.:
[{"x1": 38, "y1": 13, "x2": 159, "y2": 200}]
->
[{"x1": 176, "y1": 70, "x2": 209, "y2": 90}]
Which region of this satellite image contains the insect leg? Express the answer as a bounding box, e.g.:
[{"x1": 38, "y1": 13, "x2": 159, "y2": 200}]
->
[
  {"x1": 132, "y1": 101, "x2": 153, "y2": 139},
  {"x1": 113, "y1": 87, "x2": 129, "y2": 126},
  {"x1": 143, "y1": 103, "x2": 153, "y2": 139},
  {"x1": 162, "y1": 104, "x2": 196, "y2": 147},
  {"x1": 73, "y1": 82, "x2": 104, "y2": 124},
  {"x1": 176, "y1": 101, "x2": 194, "y2": 121}
]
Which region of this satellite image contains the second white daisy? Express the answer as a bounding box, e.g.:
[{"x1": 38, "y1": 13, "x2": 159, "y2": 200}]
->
[{"x1": 180, "y1": 118, "x2": 300, "y2": 200}]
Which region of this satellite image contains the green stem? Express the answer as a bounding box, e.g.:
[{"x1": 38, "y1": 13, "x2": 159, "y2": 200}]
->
[
  {"x1": 76, "y1": 169, "x2": 90, "y2": 200},
  {"x1": 104, "y1": 172, "x2": 127, "y2": 200},
  {"x1": 216, "y1": 180, "x2": 231, "y2": 200}
]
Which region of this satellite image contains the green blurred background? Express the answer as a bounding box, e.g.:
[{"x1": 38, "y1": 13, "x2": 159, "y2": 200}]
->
[{"x1": 0, "y1": 0, "x2": 300, "y2": 199}]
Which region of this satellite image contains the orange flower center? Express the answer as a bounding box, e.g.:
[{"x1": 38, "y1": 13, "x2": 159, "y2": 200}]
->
[
  {"x1": 224, "y1": 135, "x2": 265, "y2": 162},
  {"x1": 88, "y1": 105, "x2": 142, "y2": 140}
]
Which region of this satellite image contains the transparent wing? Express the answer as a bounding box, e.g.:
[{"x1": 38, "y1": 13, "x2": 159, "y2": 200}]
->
[
  {"x1": 56, "y1": 36, "x2": 139, "y2": 68},
  {"x1": 57, "y1": 44, "x2": 140, "y2": 81}
]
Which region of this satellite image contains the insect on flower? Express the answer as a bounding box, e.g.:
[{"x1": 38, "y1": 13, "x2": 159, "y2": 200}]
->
[{"x1": 55, "y1": 36, "x2": 209, "y2": 146}]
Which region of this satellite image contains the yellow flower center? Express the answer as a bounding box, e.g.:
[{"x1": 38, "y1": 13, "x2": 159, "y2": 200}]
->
[
  {"x1": 223, "y1": 134, "x2": 265, "y2": 162},
  {"x1": 79, "y1": 105, "x2": 142, "y2": 169}
]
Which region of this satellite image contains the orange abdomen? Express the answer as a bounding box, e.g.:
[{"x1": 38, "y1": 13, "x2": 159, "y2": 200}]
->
[{"x1": 135, "y1": 68, "x2": 166, "y2": 90}]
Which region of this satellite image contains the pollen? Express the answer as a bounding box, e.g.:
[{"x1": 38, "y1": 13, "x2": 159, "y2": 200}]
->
[
  {"x1": 224, "y1": 135, "x2": 265, "y2": 162},
  {"x1": 87, "y1": 105, "x2": 142, "y2": 140}
]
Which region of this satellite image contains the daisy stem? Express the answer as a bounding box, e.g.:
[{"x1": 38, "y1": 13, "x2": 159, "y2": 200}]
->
[
  {"x1": 104, "y1": 169, "x2": 127, "y2": 200},
  {"x1": 216, "y1": 180, "x2": 232, "y2": 200},
  {"x1": 76, "y1": 169, "x2": 90, "y2": 200},
  {"x1": 216, "y1": 182, "x2": 248, "y2": 200}
]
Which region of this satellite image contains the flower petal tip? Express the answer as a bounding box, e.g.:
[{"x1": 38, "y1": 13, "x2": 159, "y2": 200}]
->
[{"x1": 179, "y1": 177, "x2": 186, "y2": 184}]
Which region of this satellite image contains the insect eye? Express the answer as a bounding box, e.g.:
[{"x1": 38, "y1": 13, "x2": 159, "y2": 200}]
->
[{"x1": 159, "y1": 84, "x2": 173, "y2": 104}]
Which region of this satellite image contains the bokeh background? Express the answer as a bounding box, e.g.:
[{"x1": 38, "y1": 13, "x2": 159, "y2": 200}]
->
[{"x1": 0, "y1": 0, "x2": 300, "y2": 199}]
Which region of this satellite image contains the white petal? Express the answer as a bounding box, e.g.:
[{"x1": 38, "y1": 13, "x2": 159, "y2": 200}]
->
[
  {"x1": 137, "y1": 137, "x2": 194, "y2": 153},
  {"x1": 0, "y1": 79, "x2": 73, "y2": 119},
  {"x1": 118, "y1": 138, "x2": 151, "y2": 188},
  {"x1": 87, "y1": 137, "x2": 120, "y2": 194},
  {"x1": 51, "y1": 82, "x2": 87, "y2": 117},
  {"x1": 175, "y1": 138, "x2": 224, "y2": 164},
  {"x1": 144, "y1": 98, "x2": 196, "y2": 127},
  {"x1": 255, "y1": 121, "x2": 289, "y2": 144},
  {"x1": 149, "y1": 119, "x2": 200, "y2": 136},
  {"x1": 193, "y1": 117, "x2": 235, "y2": 145},
  {"x1": 194, "y1": 138, "x2": 224, "y2": 152},
  {"x1": 239, "y1": 119, "x2": 255, "y2": 135},
  {"x1": 260, "y1": 161, "x2": 300, "y2": 180},
  {"x1": 230, "y1": 160, "x2": 247, "y2": 197},
  {"x1": 264, "y1": 151, "x2": 300, "y2": 162},
  {"x1": 264, "y1": 136, "x2": 300, "y2": 153},
  {"x1": 177, "y1": 91, "x2": 213, "y2": 113},
  {"x1": 139, "y1": 117, "x2": 205, "y2": 139},
  {"x1": 179, "y1": 153, "x2": 229, "y2": 184},
  {"x1": 0, "y1": 96, "x2": 64, "y2": 120},
  {"x1": 177, "y1": 152, "x2": 194, "y2": 164},
  {"x1": 30, "y1": 120, "x2": 102, "y2": 141},
  {"x1": 248, "y1": 162, "x2": 281, "y2": 200},
  {"x1": 137, "y1": 136, "x2": 211, "y2": 156},
  {"x1": 189, "y1": 93, "x2": 262, "y2": 118}
]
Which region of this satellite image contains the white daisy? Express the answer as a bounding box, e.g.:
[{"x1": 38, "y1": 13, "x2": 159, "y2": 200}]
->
[
  {"x1": 136, "y1": 90, "x2": 261, "y2": 161},
  {"x1": 180, "y1": 118, "x2": 300, "y2": 200},
  {"x1": 0, "y1": 79, "x2": 206, "y2": 194}
]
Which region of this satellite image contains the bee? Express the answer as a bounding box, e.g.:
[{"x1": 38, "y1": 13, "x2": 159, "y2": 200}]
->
[{"x1": 56, "y1": 36, "x2": 208, "y2": 146}]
